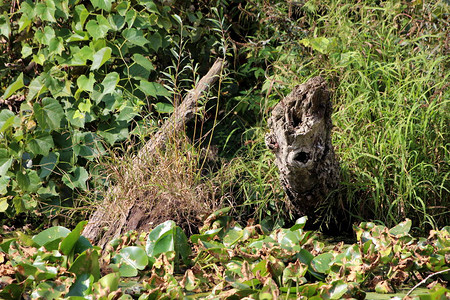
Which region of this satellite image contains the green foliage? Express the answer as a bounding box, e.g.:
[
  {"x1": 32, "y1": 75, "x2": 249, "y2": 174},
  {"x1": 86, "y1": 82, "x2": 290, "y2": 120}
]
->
[
  {"x1": 1, "y1": 216, "x2": 449, "y2": 299},
  {"x1": 0, "y1": 0, "x2": 448, "y2": 234},
  {"x1": 0, "y1": 0, "x2": 221, "y2": 221},
  {"x1": 222, "y1": 0, "x2": 449, "y2": 230}
]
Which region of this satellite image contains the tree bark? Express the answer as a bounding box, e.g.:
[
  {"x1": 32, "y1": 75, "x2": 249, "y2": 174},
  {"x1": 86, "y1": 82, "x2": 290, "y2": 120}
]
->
[
  {"x1": 82, "y1": 58, "x2": 226, "y2": 247},
  {"x1": 265, "y1": 76, "x2": 339, "y2": 221}
]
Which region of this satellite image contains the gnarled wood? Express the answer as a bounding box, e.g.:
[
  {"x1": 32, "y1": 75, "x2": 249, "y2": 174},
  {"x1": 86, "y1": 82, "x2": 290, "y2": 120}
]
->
[
  {"x1": 265, "y1": 76, "x2": 339, "y2": 221},
  {"x1": 82, "y1": 59, "x2": 226, "y2": 247}
]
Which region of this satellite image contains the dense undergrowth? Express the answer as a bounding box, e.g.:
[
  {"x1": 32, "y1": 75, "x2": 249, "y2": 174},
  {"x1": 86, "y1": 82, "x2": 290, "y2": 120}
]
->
[
  {"x1": 0, "y1": 0, "x2": 449, "y2": 297},
  {"x1": 0, "y1": 213, "x2": 449, "y2": 299},
  {"x1": 0, "y1": 0, "x2": 448, "y2": 232}
]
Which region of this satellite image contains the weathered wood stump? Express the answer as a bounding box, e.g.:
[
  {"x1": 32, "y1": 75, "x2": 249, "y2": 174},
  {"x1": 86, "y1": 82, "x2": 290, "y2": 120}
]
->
[{"x1": 265, "y1": 76, "x2": 339, "y2": 222}]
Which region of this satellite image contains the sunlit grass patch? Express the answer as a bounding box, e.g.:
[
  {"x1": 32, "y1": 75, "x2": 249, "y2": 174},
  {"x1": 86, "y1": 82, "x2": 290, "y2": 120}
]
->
[{"x1": 246, "y1": 0, "x2": 449, "y2": 230}]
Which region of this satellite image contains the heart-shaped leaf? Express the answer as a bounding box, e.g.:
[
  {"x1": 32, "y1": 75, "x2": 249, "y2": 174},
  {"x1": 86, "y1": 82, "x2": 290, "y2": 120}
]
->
[
  {"x1": 311, "y1": 253, "x2": 334, "y2": 274},
  {"x1": 389, "y1": 219, "x2": 412, "y2": 236},
  {"x1": 116, "y1": 246, "x2": 148, "y2": 277},
  {"x1": 34, "y1": 97, "x2": 64, "y2": 131},
  {"x1": 101, "y1": 72, "x2": 119, "y2": 94},
  {"x1": 62, "y1": 166, "x2": 89, "y2": 190},
  {"x1": 91, "y1": 47, "x2": 112, "y2": 70},
  {"x1": 77, "y1": 73, "x2": 95, "y2": 92},
  {"x1": 39, "y1": 152, "x2": 59, "y2": 178}
]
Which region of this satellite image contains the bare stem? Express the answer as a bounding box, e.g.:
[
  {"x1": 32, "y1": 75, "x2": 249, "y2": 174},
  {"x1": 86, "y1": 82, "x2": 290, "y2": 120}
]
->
[{"x1": 406, "y1": 268, "x2": 450, "y2": 297}]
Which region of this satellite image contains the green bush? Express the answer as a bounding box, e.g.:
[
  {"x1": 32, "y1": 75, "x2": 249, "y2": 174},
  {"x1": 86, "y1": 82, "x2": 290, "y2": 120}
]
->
[{"x1": 0, "y1": 0, "x2": 223, "y2": 220}]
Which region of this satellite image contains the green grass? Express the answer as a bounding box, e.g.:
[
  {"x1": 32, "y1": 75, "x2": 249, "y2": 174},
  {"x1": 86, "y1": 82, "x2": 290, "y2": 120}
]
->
[{"x1": 228, "y1": 0, "x2": 449, "y2": 231}]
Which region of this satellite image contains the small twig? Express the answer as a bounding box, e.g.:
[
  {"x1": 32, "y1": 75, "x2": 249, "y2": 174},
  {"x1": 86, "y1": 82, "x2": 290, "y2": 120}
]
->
[{"x1": 406, "y1": 268, "x2": 450, "y2": 297}]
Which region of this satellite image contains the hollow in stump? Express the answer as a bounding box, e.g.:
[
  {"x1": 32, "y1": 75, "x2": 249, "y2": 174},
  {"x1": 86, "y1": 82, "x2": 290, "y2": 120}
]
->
[{"x1": 265, "y1": 76, "x2": 339, "y2": 222}]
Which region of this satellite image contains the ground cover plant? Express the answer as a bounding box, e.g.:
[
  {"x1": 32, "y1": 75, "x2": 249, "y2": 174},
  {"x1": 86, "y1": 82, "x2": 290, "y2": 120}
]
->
[{"x1": 0, "y1": 214, "x2": 449, "y2": 299}]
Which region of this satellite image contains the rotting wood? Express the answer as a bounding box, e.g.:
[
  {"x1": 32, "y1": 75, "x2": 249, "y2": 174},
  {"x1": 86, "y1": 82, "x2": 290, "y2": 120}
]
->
[
  {"x1": 265, "y1": 76, "x2": 340, "y2": 223},
  {"x1": 82, "y1": 58, "x2": 226, "y2": 247}
]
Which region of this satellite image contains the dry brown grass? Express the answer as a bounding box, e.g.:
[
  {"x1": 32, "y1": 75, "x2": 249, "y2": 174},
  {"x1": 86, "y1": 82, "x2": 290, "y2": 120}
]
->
[{"x1": 92, "y1": 133, "x2": 225, "y2": 238}]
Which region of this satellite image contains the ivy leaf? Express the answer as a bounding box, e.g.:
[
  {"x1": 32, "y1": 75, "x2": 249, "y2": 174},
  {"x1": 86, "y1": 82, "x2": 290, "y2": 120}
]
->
[
  {"x1": 67, "y1": 109, "x2": 86, "y2": 128},
  {"x1": 133, "y1": 54, "x2": 154, "y2": 71},
  {"x1": 91, "y1": 0, "x2": 113, "y2": 12},
  {"x1": 33, "y1": 98, "x2": 64, "y2": 131},
  {"x1": 78, "y1": 98, "x2": 92, "y2": 113},
  {"x1": 74, "y1": 5, "x2": 89, "y2": 31},
  {"x1": 0, "y1": 13, "x2": 11, "y2": 37},
  {"x1": 389, "y1": 219, "x2": 412, "y2": 236},
  {"x1": 130, "y1": 54, "x2": 154, "y2": 80},
  {"x1": 68, "y1": 46, "x2": 94, "y2": 66},
  {"x1": 97, "y1": 121, "x2": 129, "y2": 145},
  {"x1": 18, "y1": 3, "x2": 34, "y2": 32},
  {"x1": 48, "y1": 37, "x2": 64, "y2": 56},
  {"x1": 116, "y1": 102, "x2": 138, "y2": 121},
  {"x1": 21, "y1": 43, "x2": 33, "y2": 58},
  {"x1": 35, "y1": 26, "x2": 55, "y2": 46},
  {"x1": 35, "y1": 1, "x2": 56, "y2": 23},
  {"x1": 77, "y1": 72, "x2": 95, "y2": 92},
  {"x1": 62, "y1": 166, "x2": 89, "y2": 190},
  {"x1": 122, "y1": 28, "x2": 149, "y2": 47},
  {"x1": 0, "y1": 109, "x2": 15, "y2": 132},
  {"x1": 116, "y1": 1, "x2": 130, "y2": 16},
  {"x1": 0, "y1": 177, "x2": 9, "y2": 195},
  {"x1": 86, "y1": 15, "x2": 110, "y2": 40},
  {"x1": 139, "y1": 80, "x2": 170, "y2": 98},
  {"x1": 28, "y1": 133, "x2": 54, "y2": 156},
  {"x1": 101, "y1": 92, "x2": 123, "y2": 112},
  {"x1": 148, "y1": 32, "x2": 162, "y2": 51},
  {"x1": 16, "y1": 169, "x2": 42, "y2": 193},
  {"x1": 0, "y1": 197, "x2": 8, "y2": 213},
  {"x1": 108, "y1": 15, "x2": 124, "y2": 31},
  {"x1": 77, "y1": 73, "x2": 95, "y2": 92},
  {"x1": 101, "y1": 72, "x2": 119, "y2": 94},
  {"x1": 3, "y1": 73, "x2": 24, "y2": 99},
  {"x1": 54, "y1": 0, "x2": 70, "y2": 19},
  {"x1": 67, "y1": 31, "x2": 89, "y2": 42},
  {"x1": 27, "y1": 75, "x2": 48, "y2": 101},
  {"x1": 18, "y1": 14, "x2": 32, "y2": 32},
  {"x1": 91, "y1": 47, "x2": 112, "y2": 70},
  {"x1": 0, "y1": 149, "x2": 13, "y2": 177},
  {"x1": 39, "y1": 152, "x2": 59, "y2": 178}
]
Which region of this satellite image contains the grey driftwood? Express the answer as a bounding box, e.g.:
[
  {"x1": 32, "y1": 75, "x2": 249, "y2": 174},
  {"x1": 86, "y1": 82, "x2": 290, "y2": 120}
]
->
[{"x1": 265, "y1": 76, "x2": 339, "y2": 220}]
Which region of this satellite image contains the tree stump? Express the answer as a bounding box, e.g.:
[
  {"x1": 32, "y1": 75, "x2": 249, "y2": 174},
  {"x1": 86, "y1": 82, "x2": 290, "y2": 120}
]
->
[{"x1": 265, "y1": 76, "x2": 339, "y2": 222}]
